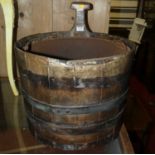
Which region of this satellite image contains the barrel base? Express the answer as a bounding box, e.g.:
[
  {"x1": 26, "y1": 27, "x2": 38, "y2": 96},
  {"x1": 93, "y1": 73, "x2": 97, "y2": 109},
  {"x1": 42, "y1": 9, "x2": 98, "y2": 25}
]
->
[
  {"x1": 27, "y1": 117, "x2": 122, "y2": 150},
  {"x1": 36, "y1": 134, "x2": 119, "y2": 151}
]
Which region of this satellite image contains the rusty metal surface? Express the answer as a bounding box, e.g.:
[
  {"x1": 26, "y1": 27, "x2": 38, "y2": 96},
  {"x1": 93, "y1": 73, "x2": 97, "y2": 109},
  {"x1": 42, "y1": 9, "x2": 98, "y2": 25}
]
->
[{"x1": 15, "y1": 2, "x2": 135, "y2": 151}]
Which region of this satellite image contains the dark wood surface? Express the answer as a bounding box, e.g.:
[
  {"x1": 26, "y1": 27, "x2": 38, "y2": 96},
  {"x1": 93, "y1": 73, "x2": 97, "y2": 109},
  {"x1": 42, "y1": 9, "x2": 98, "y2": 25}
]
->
[
  {"x1": 0, "y1": 126, "x2": 134, "y2": 154},
  {"x1": 0, "y1": 78, "x2": 134, "y2": 153}
]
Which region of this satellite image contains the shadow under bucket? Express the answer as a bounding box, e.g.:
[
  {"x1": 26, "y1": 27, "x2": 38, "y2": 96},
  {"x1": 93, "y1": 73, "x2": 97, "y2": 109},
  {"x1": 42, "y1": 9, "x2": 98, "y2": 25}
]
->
[{"x1": 15, "y1": 2, "x2": 135, "y2": 150}]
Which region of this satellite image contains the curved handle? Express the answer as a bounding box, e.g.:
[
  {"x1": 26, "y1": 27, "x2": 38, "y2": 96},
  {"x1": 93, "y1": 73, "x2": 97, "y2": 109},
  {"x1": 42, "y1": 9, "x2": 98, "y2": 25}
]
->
[
  {"x1": 70, "y1": 2, "x2": 92, "y2": 37},
  {"x1": 0, "y1": 0, "x2": 19, "y2": 96}
]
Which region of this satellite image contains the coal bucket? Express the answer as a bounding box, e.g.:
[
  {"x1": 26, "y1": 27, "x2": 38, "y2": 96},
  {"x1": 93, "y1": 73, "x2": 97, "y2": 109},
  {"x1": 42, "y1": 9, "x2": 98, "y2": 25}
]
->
[{"x1": 15, "y1": 2, "x2": 134, "y2": 150}]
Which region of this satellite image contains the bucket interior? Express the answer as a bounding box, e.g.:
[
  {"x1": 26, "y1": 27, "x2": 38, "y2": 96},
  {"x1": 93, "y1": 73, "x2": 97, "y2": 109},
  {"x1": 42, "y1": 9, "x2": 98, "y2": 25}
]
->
[{"x1": 21, "y1": 37, "x2": 129, "y2": 60}]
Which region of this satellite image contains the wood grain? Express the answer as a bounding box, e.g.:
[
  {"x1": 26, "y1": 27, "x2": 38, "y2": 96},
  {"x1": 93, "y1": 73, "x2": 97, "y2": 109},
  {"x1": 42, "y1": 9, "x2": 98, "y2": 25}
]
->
[
  {"x1": 52, "y1": 0, "x2": 110, "y2": 33},
  {"x1": 0, "y1": 125, "x2": 134, "y2": 153},
  {"x1": 17, "y1": 0, "x2": 53, "y2": 39},
  {"x1": 0, "y1": 0, "x2": 110, "y2": 77},
  {"x1": 120, "y1": 125, "x2": 134, "y2": 154}
]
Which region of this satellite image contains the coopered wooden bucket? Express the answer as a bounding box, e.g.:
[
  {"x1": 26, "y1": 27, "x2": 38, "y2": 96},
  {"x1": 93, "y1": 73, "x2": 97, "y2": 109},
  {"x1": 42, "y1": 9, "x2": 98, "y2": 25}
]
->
[{"x1": 15, "y1": 2, "x2": 134, "y2": 150}]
